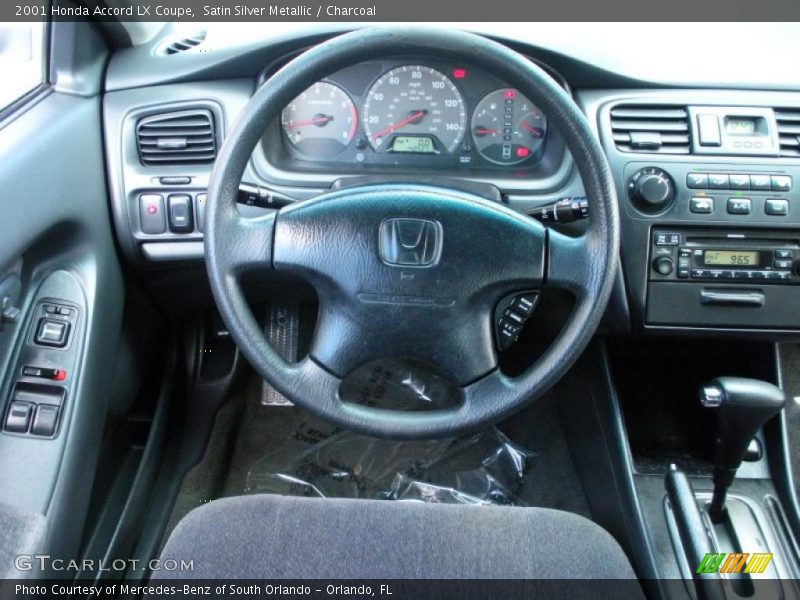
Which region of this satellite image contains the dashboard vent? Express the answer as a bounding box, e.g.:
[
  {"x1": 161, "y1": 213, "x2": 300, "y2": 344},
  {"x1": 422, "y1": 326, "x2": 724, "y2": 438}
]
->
[
  {"x1": 775, "y1": 109, "x2": 800, "y2": 158},
  {"x1": 610, "y1": 105, "x2": 690, "y2": 154},
  {"x1": 161, "y1": 31, "x2": 206, "y2": 55},
  {"x1": 136, "y1": 109, "x2": 216, "y2": 166}
]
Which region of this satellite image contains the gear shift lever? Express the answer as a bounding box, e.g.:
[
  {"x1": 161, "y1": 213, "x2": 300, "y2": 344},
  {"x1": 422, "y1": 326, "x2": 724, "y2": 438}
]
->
[{"x1": 700, "y1": 377, "x2": 785, "y2": 522}]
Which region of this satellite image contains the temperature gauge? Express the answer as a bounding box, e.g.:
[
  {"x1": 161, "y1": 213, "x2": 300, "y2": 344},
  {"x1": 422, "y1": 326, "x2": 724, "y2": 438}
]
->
[{"x1": 471, "y1": 88, "x2": 547, "y2": 165}]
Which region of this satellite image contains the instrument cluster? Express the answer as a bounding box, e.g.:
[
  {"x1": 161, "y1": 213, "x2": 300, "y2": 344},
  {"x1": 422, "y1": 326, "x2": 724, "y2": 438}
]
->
[{"x1": 271, "y1": 58, "x2": 563, "y2": 173}]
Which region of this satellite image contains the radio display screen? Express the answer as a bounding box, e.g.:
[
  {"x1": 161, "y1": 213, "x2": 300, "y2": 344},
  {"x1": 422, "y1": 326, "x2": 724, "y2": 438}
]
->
[{"x1": 704, "y1": 250, "x2": 759, "y2": 266}]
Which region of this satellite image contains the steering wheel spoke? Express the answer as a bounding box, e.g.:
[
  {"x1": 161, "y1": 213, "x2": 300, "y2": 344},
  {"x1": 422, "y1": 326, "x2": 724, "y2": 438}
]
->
[
  {"x1": 545, "y1": 229, "x2": 602, "y2": 300},
  {"x1": 213, "y1": 211, "x2": 277, "y2": 275}
]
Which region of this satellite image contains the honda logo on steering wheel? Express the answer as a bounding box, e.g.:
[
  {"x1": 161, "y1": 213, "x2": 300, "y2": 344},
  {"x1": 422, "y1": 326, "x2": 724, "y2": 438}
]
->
[{"x1": 379, "y1": 218, "x2": 442, "y2": 267}]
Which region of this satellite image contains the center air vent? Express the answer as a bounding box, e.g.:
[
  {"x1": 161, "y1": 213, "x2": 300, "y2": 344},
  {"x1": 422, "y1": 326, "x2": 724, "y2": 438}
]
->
[
  {"x1": 775, "y1": 109, "x2": 800, "y2": 158},
  {"x1": 610, "y1": 105, "x2": 690, "y2": 154},
  {"x1": 136, "y1": 109, "x2": 216, "y2": 166}
]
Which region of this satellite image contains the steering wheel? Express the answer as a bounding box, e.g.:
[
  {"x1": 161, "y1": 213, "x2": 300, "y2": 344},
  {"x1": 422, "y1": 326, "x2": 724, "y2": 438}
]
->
[{"x1": 205, "y1": 28, "x2": 619, "y2": 439}]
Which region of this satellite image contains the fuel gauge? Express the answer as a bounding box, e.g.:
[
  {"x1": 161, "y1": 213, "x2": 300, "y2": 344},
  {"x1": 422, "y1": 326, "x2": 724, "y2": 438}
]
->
[{"x1": 471, "y1": 88, "x2": 547, "y2": 165}]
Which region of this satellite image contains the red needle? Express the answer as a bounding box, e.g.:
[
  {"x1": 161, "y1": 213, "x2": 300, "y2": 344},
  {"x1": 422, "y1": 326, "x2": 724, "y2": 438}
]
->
[
  {"x1": 474, "y1": 126, "x2": 499, "y2": 135},
  {"x1": 285, "y1": 116, "x2": 332, "y2": 128},
  {"x1": 521, "y1": 121, "x2": 543, "y2": 137},
  {"x1": 371, "y1": 111, "x2": 426, "y2": 140}
]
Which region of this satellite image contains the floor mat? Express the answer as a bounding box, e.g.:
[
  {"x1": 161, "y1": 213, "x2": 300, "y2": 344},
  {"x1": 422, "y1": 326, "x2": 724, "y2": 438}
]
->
[
  {"x1": 246, "y1": 425, "x2": 534, "y2": 505},
  {"x1": 164, "y1": 371, "x2": 591, "y2": 540}
]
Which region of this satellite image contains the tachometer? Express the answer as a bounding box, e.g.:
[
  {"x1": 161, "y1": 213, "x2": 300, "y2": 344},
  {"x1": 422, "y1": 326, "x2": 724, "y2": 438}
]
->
[
  {"x1": 281, "y1": 81, "x2": 357, "y2": 157},
  {"x1": 363, "y1": 66, "x2": 466, "y2": 153},
  {"x1": 471, "y1": 88, "x2": 547, "y2": 165}
]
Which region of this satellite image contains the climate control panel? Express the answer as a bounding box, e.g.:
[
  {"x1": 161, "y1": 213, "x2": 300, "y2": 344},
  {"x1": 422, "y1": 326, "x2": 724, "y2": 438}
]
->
[{"x1": 624, "y1": 162, "x2": 798, "y2": 225}]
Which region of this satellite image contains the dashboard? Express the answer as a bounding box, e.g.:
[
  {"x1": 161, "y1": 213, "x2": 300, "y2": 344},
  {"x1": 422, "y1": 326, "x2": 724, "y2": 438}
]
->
[
  {"x1": 263, "y1": 58, "x2": 563, "y2": 177},
  {"x1": 101, "y1": 25, "x2": 800, "y2": 337}
]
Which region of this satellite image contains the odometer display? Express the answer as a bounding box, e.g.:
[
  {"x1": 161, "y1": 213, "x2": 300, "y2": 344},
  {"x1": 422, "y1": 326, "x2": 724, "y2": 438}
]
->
[
  {"x1": 390, "y1": 135, "x2": 436, "y2": 154},
  {"x1": 363, "y1": 66, "x2": 466, "y2": 153}
]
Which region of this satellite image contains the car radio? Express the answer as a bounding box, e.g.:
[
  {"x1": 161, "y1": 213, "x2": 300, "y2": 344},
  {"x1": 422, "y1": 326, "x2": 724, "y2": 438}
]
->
[{"x1": 650, "y1": 229, "x2": 800, "y2": 284}]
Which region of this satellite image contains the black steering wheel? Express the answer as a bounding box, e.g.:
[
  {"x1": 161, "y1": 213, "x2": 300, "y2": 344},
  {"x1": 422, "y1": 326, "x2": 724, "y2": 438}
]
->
[{"x1": 205, "y1": 28, "x2": 619, "y2": 439}]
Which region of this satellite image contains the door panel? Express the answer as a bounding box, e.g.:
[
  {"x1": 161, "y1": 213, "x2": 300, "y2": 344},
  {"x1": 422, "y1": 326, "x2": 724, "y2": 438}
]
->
[{"x1": 0, "y1": 21, "x2": 124, "y2": 569}]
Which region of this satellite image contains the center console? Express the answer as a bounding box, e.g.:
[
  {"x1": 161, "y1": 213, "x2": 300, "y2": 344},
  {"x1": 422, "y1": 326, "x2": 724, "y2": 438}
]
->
[{"x1": 581, "y1": 88, "x2": 800, "y2": 334}]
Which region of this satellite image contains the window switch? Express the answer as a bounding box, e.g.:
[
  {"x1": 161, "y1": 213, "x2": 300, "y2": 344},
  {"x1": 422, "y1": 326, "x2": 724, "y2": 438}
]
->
[
  {"x1": 30, "y1": 405, "x2": 59, "y2": 437},
  {"x1": 35, "y1": 318, "x2": 69, "y2": 347},
  {"x1": 4, "y1": 401, "x2": 33, "y2": 433}
]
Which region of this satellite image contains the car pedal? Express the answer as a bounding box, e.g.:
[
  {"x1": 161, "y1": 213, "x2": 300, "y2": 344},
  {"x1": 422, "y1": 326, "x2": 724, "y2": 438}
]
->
[{"x1": 261, "y1": 303, "x2": 300, "y2": 406}]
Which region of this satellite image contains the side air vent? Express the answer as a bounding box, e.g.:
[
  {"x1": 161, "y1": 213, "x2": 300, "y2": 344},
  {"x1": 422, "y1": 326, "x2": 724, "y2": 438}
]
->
[
  {"x1": 161, "y1": 31, "x2": 206, "y2": 55},
  {"x1": 775, "y1": 109, "x2": 800, "y2": 158},
  {"x1": 610, "y1": 105, "x2": 690, "y2": 154},
  {"x1": 136, "y1": 109, "x2": 216, "y2": 166}
]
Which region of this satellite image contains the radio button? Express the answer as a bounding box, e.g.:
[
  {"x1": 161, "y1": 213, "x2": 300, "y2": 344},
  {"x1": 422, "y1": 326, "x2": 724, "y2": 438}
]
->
[
  {"x1": 775, "y1": 259, "x2": 793, "y2": 270},
  {"x1": 752, "y1": 271, "x2": 767, "y2": 280},
  {"x1": 678, "y1": 256, "x2": 691, "y2": 269},
  {"x1": 771, "y1": 175, "x2": 792, "y2": 191},
  {"x1": 775, "y1": 249, "x2": 793, "y2": 259},
  {"x1": 692, "y1": 269, "x2": 708, "y2": 279},
  {"x1": 765, "y1": 198, "x2": 789, "y2": 216},
  {"x1": 729, "y1": 174, "x2": 751, "y2": 190},
  {"x1": 727, "y1": 198, "x2": 752, "y2": 215},
  {"x1": 678, "y1": 269, "x2": 690, "y2": 279},
  {"x1": 655, "y1": 232, "x2": 681, "y2": 246},
  {"x1": 721, "y1": 270, "x2": 735, "y2": 280},
  {"x1": 733, "y1": 271, "x2": 748, "y2": 280},
  {"x1": 750, "y1": 174, "x2": 771, "y2": 190},
  {"x1": 779, "y1": 271, "x2": 792, "y2": 280},
  {"x1": 690, "y1": 197, "x2": 714, "y2": 214},
  {"x1": 708, "y1": 270, "x2": 724, "y2": 279},
  {"x1": 687, "y1": 173, "x2": 708, "y2": 189},
  {"x1": 708, "y1": 173, "x2": 729, "y2": 189},
  {"x1": 653, "y1": 257, "x2": 674, "y2": 275}
]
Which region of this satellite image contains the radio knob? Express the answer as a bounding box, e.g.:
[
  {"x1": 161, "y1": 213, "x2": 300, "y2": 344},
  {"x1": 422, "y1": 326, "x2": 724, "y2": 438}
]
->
[
  {"x1": 629, "y1": 167, "x2": 676, "y2": 213},
  {"x1": 653, "y1": 256, "x2": 674, "y2": 276}
]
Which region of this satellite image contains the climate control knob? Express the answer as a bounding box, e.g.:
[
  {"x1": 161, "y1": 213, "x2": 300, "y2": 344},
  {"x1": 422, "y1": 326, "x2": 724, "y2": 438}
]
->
[{"x1": 628, "y1": 167, "x2": 676, "y2": 214}]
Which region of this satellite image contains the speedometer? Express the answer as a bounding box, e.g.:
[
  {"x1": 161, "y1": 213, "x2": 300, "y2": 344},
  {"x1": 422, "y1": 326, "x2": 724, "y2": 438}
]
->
[{"x1": 363, "y1": 66, "x2": 466, "y2": 153}]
